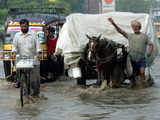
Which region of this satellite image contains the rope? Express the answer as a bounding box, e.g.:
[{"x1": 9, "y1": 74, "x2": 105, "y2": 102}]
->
[
  {"x1": 93, "y1": 40, "x2": 124, "y2": 66},
  {"x1": 87, "y1": 39, "x2": 124, "y2": 67},
  {"x1": 96, "y1": 51, "x2": 116, "y2": 66}
]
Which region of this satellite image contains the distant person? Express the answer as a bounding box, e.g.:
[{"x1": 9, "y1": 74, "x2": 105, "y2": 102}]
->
[
  {"x1": 12, "y1": 19, "x2": 42, "y2": 97},
  {"x1": 45, "y1": 26, "x2": 60, "y2": 81},
  {"x1": 108, "y1": 18, "x2": 153, "y2": 88},
  {"x1": 47, "y1": 27, "x2": 58, "y2": 56}
]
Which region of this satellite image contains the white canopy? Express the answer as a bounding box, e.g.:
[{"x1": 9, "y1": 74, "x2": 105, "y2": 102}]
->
[{"x1": 56, "y1": 12, "x2": 158, "y2": 67}]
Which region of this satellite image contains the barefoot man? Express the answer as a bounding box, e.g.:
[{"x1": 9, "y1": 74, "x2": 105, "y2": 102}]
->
[{"x1": 108, "y1": 18, "x2": 153, "y2": 88}]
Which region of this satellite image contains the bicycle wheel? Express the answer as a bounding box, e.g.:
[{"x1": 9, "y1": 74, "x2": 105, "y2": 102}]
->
[
  {"x1": 20, "y1": 73, "x2": 25, "y2": 107},
  {"x1": 26, "y1": 71, "x2": 31, "y2": 96}
]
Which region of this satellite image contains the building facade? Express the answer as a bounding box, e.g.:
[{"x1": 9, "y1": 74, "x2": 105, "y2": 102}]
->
[{"x1": 83, "y1": 0, "x2": 102, "y2": 14}]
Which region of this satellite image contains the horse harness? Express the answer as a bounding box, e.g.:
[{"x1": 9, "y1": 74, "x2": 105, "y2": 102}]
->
[
  {"x1": 88, "y1": 40, "x2": 123, "y2": 67},
  {"x1": 96, "y1": 50, "x2": 117, "y2": 66}
]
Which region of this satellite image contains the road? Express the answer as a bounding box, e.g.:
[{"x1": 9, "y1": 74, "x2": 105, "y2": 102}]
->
[{"x1": 0, "y1": 57, "x2": 160, "y2": 120}]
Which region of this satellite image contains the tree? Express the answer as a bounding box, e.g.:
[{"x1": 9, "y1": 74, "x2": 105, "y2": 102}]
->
[
  {"x1": 0, "y1": 8, "x2": 8, "y2": 25},
  {"x1": 66, "y1": 0, "x2": 85, "y2": 13},
  {"x1": 116, "y1": 0, "x2": 152, "y2": 13},
  {"x1": 53, "y1": 0, "x2": 72, "y2": 15},
  {"x1": 7, "y1": 0, "x2": 40, "y2": 8}
]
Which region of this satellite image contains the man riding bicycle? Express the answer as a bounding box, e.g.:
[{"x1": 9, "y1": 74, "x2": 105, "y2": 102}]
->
[{"x1": 12, "y1": 19, "x2": 42, "y2": 97}]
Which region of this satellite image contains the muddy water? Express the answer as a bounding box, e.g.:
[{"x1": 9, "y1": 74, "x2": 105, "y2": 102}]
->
[{"x1": 0, "y1": 56, "x2": 160, "y2": 120}]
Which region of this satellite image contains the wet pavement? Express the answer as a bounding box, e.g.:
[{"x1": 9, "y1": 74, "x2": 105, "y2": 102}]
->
[{"x1": 0, "y1": 57, "x2": 160, "y2": 120}]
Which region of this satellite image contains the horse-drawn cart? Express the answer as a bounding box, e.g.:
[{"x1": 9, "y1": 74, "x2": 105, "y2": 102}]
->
[{"x1": 56, "y1": 12, "x2": 158, "y2": 88}]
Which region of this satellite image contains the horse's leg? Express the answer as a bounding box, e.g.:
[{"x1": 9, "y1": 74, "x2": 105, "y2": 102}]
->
[
  {"x1": 96, "y1": 70, "x2": 101, "y2": 86},
  {"x1": 96, "y1": 65, "x2": 102, "y2": 86},
  {"x1": 99, "y1": 70, "x2": 107, "y2": 90},
  {"x1": 108, "y1": 64, "x2": 116, "y2": 88},
  {"x1": 103, "y1": 65, "x2": 111, "y2": 88},
  {"x1": 108, "y1": 75, "x2": 112, "y2": 88},
  {"x1": 105, "y1": 72, "x2": 109, "y2": 88}
]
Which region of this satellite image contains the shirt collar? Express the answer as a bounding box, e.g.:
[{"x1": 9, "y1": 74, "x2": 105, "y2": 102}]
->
[{"x1": 20, "y1": 31, "x2": 32, "y2": 36}]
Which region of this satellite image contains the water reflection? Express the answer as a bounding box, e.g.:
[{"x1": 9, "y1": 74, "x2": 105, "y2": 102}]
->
[{"x1": 15, "y1": 106, "x2": 41, "y2": 120}]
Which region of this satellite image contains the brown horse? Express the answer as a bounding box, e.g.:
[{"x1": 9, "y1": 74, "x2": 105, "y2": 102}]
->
[{"x1": 86, "y1": 34, "x2": 126, "y2": 89}]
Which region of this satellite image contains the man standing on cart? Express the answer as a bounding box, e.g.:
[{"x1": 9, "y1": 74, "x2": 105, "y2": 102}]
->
[{"x1": 12, "y1": 19, "x2": 42, "y2": 97}]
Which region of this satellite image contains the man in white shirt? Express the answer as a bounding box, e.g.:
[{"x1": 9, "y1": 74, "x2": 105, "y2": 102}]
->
[{"x1": 12, "y1": 19, "x2": 42, "y2": 97}]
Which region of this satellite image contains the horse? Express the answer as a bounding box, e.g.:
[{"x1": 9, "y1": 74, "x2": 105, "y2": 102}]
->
[{"x1": 86, "y1": 34, "x2": 127, "y2": 89}]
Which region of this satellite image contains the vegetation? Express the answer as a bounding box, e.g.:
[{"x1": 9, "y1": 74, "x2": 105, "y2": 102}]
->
[
  {"x1": 0, "y1": 0, "x2": 153, "y2": 43},
  {"x1": 0, "y1": 0, "x2": 153, "y2": 26},
  {"x1": 0, "y1": 8, "x2": 8, "y2": 25},
  {"x1": 0, "y1": 0, "x2": 85, "y2": 26},
  {"x1": 116, "y1": 0, "x2": 152, "y2": 13}
]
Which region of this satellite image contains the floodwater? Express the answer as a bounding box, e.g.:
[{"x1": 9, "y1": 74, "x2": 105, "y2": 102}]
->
[{"x1": 0, "y1": 56, "x2": 160, "y2": 120}]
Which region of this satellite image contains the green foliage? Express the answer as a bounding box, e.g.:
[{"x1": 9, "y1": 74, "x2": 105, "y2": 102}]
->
[
  {"x1": 8, "y1": 0, "x2": 42, "y2": 8},
  {"x1": 66, "y1": 0, "x2": 85, "y2": 13},
  {"x1": 0, "y1": 8, "x2": 8, "y2": 25},
  {"x1": 54, "y1": 0, "x2": 72, "y2": 15},
  {"x1": 116, "y1": 0, "x2": 152, "y2": 13},
  {"x1": 0, "y1": 0, "x2": 153, "y2": 26},
  {"x1": 0, "y1": 0, "x2": 72, "y2": 25}
]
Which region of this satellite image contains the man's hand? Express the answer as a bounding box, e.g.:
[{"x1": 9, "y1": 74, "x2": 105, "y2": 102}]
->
[
  {"x1": 108, "y1": 18, "x2": 114, "y2": 24},
  {"x1": 54, "y1": 48, "x2": 63, "y2": 56},
  {"x1": 44, "y1": 25, "x2": 48, "y2": 31},
  {"x1": 146, "y1": 44, "x2": 153, "y2": 56},
  {"x1": 36, "y1": 52, "x2": 42, "y2": 60},
  {"x1": 51, "y1": 54, "x2": 57, "y2": 61},
  {"x1": 146, "y1": 51, "x2": 152, "y2": 57},
  {"x1": 11, "y1": 52, "x2": 16, "y2": 59}
]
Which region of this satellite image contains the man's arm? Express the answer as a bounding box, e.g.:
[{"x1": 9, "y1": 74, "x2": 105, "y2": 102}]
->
[
  {"x1": 11, "y1": 34, "x2": 18, "y2": 59},
  {"x1": 108, "y1": 18, "x2": 128, "y2": 39},
  {"x1": 35, "y1": 33, "x2": 43, "y2": 60},
  {"x1": 146, "y1": 43, "x2": 153, "y2": 56},
  {"x1": 11, "y1": 52, "x2": 16, "y2": 59},
  {"x1": 146, "y1": 35, "x2": 153, "y2": 56}
]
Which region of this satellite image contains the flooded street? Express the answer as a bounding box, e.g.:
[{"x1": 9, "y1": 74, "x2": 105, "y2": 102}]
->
[
  {"x1": 0, "y1": 0, "x2": 159, "y2": 119},
  {"x1": 0, "y1": 57, "x2": 160, "y2": 120}
]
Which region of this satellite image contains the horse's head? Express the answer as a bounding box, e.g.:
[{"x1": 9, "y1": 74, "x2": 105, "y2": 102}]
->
[
  {"x1": 86, "y1": 34, "x2": 101, "y2": 61},
  {"x1": 86, "y1": 35, "x2": 124, "y2": 62},
  {"x1": 86, "y1": 34, "x2": 101, "y2": 51}
]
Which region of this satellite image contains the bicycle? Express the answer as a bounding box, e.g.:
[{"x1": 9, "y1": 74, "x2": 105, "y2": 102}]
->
[{"x1": 16, "y1": 56, "x2": 34, "y2": 107}]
